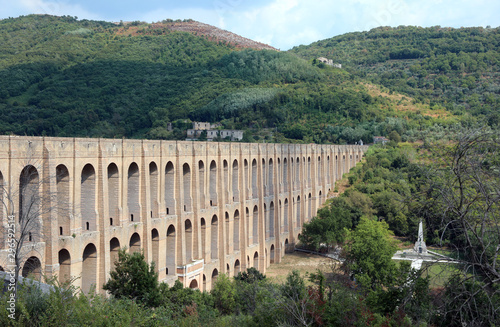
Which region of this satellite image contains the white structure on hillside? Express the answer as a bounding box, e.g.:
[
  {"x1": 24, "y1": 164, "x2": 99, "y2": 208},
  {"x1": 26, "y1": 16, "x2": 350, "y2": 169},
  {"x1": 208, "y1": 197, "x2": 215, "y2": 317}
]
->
[
  {"x1": 414, "y1": 220, "x2": 427, "y2": 254},
  {"x1": 317, "y1": 57, "x2": 342, "y2": 68},
  {"x1": 186, "y1": 122, "x2": 243, "y2": 141}
]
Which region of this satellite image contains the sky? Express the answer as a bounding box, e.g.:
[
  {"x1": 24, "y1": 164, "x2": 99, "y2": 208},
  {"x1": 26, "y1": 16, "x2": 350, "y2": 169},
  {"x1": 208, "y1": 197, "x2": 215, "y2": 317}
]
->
[{"x1": 1, "y1": 0, "x2": 499, "y2": 50}]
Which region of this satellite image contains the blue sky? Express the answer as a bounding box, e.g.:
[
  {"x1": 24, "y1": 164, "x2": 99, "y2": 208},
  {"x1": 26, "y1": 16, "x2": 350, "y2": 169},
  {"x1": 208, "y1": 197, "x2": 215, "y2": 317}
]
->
[{"x1": 2, "y1": 0, "x2": 499, "y2": 50}]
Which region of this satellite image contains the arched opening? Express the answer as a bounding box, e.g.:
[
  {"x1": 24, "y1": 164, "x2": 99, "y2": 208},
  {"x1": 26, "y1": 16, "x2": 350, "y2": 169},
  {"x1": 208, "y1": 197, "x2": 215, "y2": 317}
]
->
[
  {"x1": 185, "y1": 219, "x2": 193, "y2": 262},
  {"x1": 244, "y1": 159, "x2": 249, "y2": 199},
  {"x1": 262, "y1": 158, "x2": 267, "y2": 195},
  {"x1": 110, "y1": 237, "x2": 120, "y2": 268},
  {"x1": 295, "y1": 157, "x2": 300, "y2": 189},
  {"x1": 268, "y1": 158, "x2": 274, "y2": 196},
  {"x1": 151, "y1": 229, "x2": 159, "y2": 268},
  {"x1": 232, "y1": 160, "x2": 239, "y2": 202},
  {"x1": 107, "y1": 163, "x2": 119, "y2": 226},
  {"x1": 203, "y1": 274, "x2": 206, "y2": 291},
  {"x1": 182, "y1": 163, "x2": 192, "y2": 212},
  {"x1": 223, "y1": 160, "x2": 229, "y2": 199},
  {"x1": 189, "y1": 279, "x2": 198, "y2": 289},
  {"x1": 234, "y1": 259, "x2": 241, "y2": 274},
  {"x1": 253, "y1": 252, "x2": 259, "y2": 269},
  {"x1": 56, "y1": 165, "x2": 70, "y2": 236},
  {"x1": 307, "y1": 157, "x2": 311, "y2": 186},
  {"x1": 129, "y1": 233, "x2": 141, "y2": 254},
  {"x1": 166, "y1": 225, "x2": 176, "y2": 276},
  {"x1": 233, "y1": 209, "x2": 240, "y2": 251},
  {"x1": 284, "y1": 198, "x2": 289, "y2": 230},
  {"x1": 270, "y1": 244, "x2": 275, "y2": 264},
  {"x1": 81, "y1": 164, "x2": 96, "y2": 231},
  {"x1": 283, "y1": 158, "x2": 288, "y2": 190},
  {"x1": 225, "y1": 212, "x2": 231, "y2": 254},
  {"x1": 318, "y1": 156, "x2": 322, "y2": 180},
  {"x1": 19, "y1": 166, "x2": 40, "y2": 241},
  {"x1": 296, "y1": 196, "x2": 301, "y2": 228},
  {"x1": 165, "y1": 162, "x2": 175, "y2": 215},
  {"x1": 82, "y1": 243, "x2": 97, "y2": 293},
  {"x1": 211, "y1": 215, "x2": 218, "y2": 260},
  {"x1": 201, "y1": 218, "x2": 206, "y2": 260},
  {"x1": 251, "y1": 159, "x2": 258, "y2": 198},
  {"x1": 58, "y1": 249, "x2": 71, "y2": 284},
  {"x1": 149, "y1": 162, "x2": 158, "y2": 218},
  {"x1": 22, "y1": 256, "x2": 41, "y2": 280},
  {"x1": 209, "y1": 161, "x2": 217, "y2": 206},
  {"x1": 199, "y1": 161, "x2": 205, "y2": 209},
  {"x1": 226, "y1": 263, "x2": 230, "y2": 274},
  {"x1": 212, "y1": 268, "x2": 219, "y2": 285},
  {"x1": 128, "y1": 163, "x2": 140, "y2": 222},
  {"x1": 252, "y1": 205, "x2": 258, "y2": 244}
]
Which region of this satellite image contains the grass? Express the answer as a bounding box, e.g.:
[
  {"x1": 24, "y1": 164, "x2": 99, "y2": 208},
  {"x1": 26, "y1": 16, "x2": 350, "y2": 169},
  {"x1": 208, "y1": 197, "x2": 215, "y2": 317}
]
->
[{"x1": 420, "y1": 262, "x2": 461, "y2": 288}]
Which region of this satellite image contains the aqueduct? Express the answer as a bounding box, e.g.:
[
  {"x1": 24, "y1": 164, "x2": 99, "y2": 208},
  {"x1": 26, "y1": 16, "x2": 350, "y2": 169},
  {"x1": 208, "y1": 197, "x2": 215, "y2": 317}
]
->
[{"x1": 0, "y1": 136, "x2": 367, "y2": 292}]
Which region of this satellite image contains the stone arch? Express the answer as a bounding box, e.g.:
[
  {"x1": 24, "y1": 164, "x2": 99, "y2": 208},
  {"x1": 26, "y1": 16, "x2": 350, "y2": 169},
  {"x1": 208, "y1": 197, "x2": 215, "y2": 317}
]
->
[
  {"x1": 223, "y1": 160, "x2": 229, "y2": 199},
  {"x1": 189, "y1": 279, "x2": 198, "y2": 289},
  {"x1": 212, "y1": 268, "x2": 219, "y2": 285},
  {"x1": 56, "y1": 164, "x2": 70, "y2": 236},
  {"x1": 58, "y1": 249, "x2": 71, "y2": 284},
  {"x1": 198, "y1": 161, "x2": 205, "y2": 209},
  {"x1": 151, "y1": 229, "x2": 159, "y2": 268},
  {"x1": 22, "y1": 256, "x2": 41, "y2": 280},
  {"x1": 296, "y1": 195, "x2": 301, "y2": 228},
  {"x1": 253, "y1": 251, "x2": 259, "y2": 269},
  {"x1": 226, "y1": 263, "x2": 230, "y2": 274},
  {"x1": 251, "y1": 159, "x2": 258, "y2": 198},
  {"x1": 82, "y1": 243, "x2": 97, "y2": 293},
  {"x1": 283, "y1": 158, "x2": 288, "y2": 190},
  {"x1": 270, "y1": 244, "x2": 275, "y2": 264},
  {"x1": 327, "y1": 155, "x2": 331, "y2": 181},
  {"x1": 129, "y1": 232, "x2": 141, "y2": 254},
  {"x1": 307, "y1": 156, "x2": 311, "y2": 186},
  {"x1": 20, "y1": 165, "x2": 40, "y2": 228},
  {"x1": 211, "y1": 215, "x2": 218, "y2": 260},
  {"x1": 110, "y1": 237, "x2": 120, "y2": 268},
  {"x1": 319, "y1": 190, "x2": 323, "y2": 207},
  {"x1": 234, "y1": 259, "x2": 241, "y2": 274},
  {"x1": 225, "y1": 212, "x2": 230, "y2": 254},
  {"x1": 185, "y1": 219, "x2": 193, "y2": 262},
  {"x1": 284, "y1": 198, "x2": 289, "y2": 230},
  {"x1": 233, "y1": 209, "x2": 240, "y2": 251},
  {"x1": 262, "y1": 158, "x2": 266, "y2": 193},
  {"x1": 203, "y1": 274, "x2": 206, "y2": 291},
  {"x1": 107, "y1": 163, "x2": 119, "y2": 226},
  {"x1": 268, "y1": 158, "x2": 274, "y2": 196},
  {"x1": 81, "y1": 164, "x2": 96, "y2": 231},
  {"x1": 232, "y1": 159, "x2": 239, "y2": 202},
  {"x1": 165, "y1": 161, "x2": 175, "y2": 215},
  {"x1": 209, "y1": 161, "x2": 217, "y2": 206},
  {"x1": 149, "y1": 162, "x2": 158, "y2": 218},
  {"x1": 128, "y1": 162, "x2": 140, "y2": 222},
  {"x1": 252, "y1": 205, "x2": 258, "y2": 244},
  {"x1": 166, "y1": 225, "x2": 176, "y2": 276},
  {"x1": 318, "y1": 155, "x2": 322, "y2": 181},
  {"x1": 244, "y1": 159, "x2": 249, "y2": 199},
  {"x1": 295, "y1": 157, "x2": 300, "y2": 189},
  {"x1": 201, "y1": 218, "x2": 206, "y2": 260},
  {"x1": 182, "y1": 163, "x2": 192, "y2": 212}
]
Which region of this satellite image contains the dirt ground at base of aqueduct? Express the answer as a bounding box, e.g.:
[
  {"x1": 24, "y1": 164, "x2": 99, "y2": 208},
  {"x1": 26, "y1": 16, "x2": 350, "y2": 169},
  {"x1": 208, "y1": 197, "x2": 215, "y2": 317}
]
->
[{"x1": 265, "y1": 251, "x2": 338, "y2": 284}]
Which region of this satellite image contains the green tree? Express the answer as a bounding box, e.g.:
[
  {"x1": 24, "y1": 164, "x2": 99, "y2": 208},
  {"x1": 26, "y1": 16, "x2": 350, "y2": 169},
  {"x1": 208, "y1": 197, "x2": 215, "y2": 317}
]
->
[
  {"x1": 102, "y1": 249, "x2": 161, "y2": 307},
  {"x1": 343, "y1": 217, "x2": 397, "y2": 289}
]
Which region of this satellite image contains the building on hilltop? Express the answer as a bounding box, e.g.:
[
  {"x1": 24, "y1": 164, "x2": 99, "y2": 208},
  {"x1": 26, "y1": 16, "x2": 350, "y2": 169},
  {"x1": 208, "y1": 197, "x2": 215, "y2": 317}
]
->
[
  {"x1": 317, "y1": 57, "x2": 341, "y2": 68},
  {"x1": 187, "y1": 122, "x2": 243, "y2": 141}
]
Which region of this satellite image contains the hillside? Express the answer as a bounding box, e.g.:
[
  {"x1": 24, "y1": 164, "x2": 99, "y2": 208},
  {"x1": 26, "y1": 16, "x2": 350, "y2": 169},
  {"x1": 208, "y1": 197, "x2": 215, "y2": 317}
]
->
[
  {"x1": 1, "y1": 15, "x2": 492, "y2": 143},
  {"x1": 290, "y1": 26, "x2": 500, "y2": 121},
  {"x1": 115, "y1": 19, "x2": 278, "y2": 51}
]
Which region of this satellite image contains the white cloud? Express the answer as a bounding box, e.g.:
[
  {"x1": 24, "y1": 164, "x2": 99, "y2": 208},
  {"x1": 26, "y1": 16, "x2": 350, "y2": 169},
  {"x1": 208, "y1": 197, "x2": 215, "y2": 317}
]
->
[{"x1": 14, "y1": 0, "x2": 102, "y2": 19}]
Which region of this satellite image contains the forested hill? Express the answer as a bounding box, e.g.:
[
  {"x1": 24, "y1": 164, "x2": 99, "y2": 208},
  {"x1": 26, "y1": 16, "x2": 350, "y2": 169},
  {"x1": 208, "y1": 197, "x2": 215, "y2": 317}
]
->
[
  {"x1": 0, "y1": 16, "x2": 493, "y2": 142},
  {"x1": 290, "y1": 26, "x2": 500, "y2": 121}
]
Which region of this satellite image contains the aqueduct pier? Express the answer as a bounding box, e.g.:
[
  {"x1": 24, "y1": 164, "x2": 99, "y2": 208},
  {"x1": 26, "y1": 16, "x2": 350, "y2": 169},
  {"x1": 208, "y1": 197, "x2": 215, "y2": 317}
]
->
[{"x1": 0, "y1": 136, "x2": 367, "y2": 292}]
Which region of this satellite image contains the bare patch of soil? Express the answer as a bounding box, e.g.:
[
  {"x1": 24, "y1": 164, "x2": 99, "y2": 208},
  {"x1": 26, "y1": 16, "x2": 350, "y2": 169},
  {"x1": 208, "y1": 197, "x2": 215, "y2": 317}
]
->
[{"x1": 265, "y1": 252, "x2": 338, "y2": 284}]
